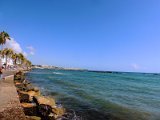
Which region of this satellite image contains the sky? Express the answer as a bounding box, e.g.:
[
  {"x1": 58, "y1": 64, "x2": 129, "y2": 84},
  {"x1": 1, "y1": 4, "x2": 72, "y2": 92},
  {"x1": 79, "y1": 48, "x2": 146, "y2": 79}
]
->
[{"x1": 0, "y1": 0, "x2": 160, "y2": 73}]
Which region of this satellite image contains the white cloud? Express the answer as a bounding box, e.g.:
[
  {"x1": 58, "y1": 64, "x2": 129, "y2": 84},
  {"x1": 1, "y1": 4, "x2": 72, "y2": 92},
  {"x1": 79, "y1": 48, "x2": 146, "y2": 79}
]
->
[
  {"x1": 4, "y1": 38, "x2": 28, "y2": 56},
  {"x1": 4, "y1": 38, "x2": 35, "y2": 57},
  {"x1": 131, "y1": 63, "x2": 140, "y2": 70},
  {"x1": 26, "y1": 46, "x2": 35, "y2": 55},
  {"x1": 5, "y1": 38, "x2": 23, "y2": 53}
]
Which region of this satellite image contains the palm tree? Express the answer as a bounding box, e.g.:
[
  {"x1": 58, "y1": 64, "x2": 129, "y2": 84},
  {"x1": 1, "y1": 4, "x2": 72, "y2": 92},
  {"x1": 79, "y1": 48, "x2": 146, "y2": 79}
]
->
[
  {"x1": 0, "y1": 31, "x2": 33, "y2": 70},
  {"x1": 12, "y1": 53, "x2": 30, "y2": 69},
  {"x1": 2, "y1": 48, "x2": 14, "y2": 69},
  {"x1": 11, "y1": 53, "x2": 18, "y2": 65},
  {"x1": 18, "y1": 53, "x2": 25, "y2": 65},
  {"x1": 0, "y1": 31, "x2": 11, "y2": 50},
  {"x1": 14, "y1": 53, "x2": 21, "y2": 65},
  {"x1": 25, "y1": 60, "x2": 32, "y2": 70},
  {"x1": 0, "y1": 50, "x2": 2, "y2": 58}
]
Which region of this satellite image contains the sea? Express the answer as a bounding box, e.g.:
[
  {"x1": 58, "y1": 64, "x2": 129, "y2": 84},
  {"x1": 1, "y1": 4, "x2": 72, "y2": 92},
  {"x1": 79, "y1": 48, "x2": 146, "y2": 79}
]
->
[{"x1": 26, "y1": 68, "x2": 160, "y2": 120}]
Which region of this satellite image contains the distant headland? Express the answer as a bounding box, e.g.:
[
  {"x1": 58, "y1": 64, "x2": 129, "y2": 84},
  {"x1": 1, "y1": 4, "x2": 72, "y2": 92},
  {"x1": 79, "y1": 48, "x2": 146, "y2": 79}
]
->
[{"x1": 32, "y1": 64, "x2": 87, "y2": 71}]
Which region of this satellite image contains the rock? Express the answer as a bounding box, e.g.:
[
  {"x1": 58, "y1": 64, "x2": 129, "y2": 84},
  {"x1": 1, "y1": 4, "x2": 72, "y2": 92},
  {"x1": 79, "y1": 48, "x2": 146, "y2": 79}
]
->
[
  {"x1": 14, "y1": 74, "x2": 21, "y2": 80},
  {"x1": 26, "y1": 116, "x2": 41, "y2": 120},
  {"x1": 33, "y1": 87, "x2": 40, "y2": 92},
  {"x1": 21, "y1": 103, "x2": 36, "y2": 107},
  {"x1": 14, "y1": 71, "x2": 25, "y2": 82},
  {"x1": 15, "y1": 79, "x2": 38, "y2": 92},
  {"x1": 28, "y1": 90, "x2": 41, "y2": 101},
  {"x1": 18, "y1": 91, "x2": 30, "y2": 103},
  {"x1": 38, "y1": 104, "x2": 52, "y2": 119},
  {"x1": 14, "y1": 74, "x2": 25, "y2": 81},
  {"x1": 23, "y1": 80, "x2": 31, "y2": 84},
  {"x1": 48, "y1": 113, "x2": 57, "y2": 120},
  {"x1": 16, "y1": 83, "x2": 26, "y2": 91},
  {"x1": 15, "y1": 71, "x2": 24, "y2": 76},
  {"x1": 52, "y1": 106, "x2": 65, "y2": 116},
  {"x1": 28, "y1": 90, "x2": 40, "y2": 97},
  {"x1": 21, "y1": 103, "x2": 38, "y2": 116},
  {"x1": 22, "y1": 83, "x2": 40, "y2": 92},
  {"x1": 18, "y1": 90, "x2": 40, "y2": 102},
  {"x1": 15, "y1": 82, "x2": 21, "y2": 85},
  {"x1": 25, "y1": 84, "x2": 35, "y2": 91},
  {"x1": 33, "y1": 96, "x2": 56, "y2": 107}
]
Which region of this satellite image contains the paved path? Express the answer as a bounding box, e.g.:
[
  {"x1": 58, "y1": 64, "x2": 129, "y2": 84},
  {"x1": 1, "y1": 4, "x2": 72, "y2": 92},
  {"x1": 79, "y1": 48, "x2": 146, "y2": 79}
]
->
[{"x1": 0, "y1": 72, "x2": 26, "y2": 120}]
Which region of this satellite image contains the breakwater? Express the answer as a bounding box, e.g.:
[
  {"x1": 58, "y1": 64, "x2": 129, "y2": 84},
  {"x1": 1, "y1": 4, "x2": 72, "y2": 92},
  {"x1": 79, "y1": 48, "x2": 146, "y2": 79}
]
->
[{"x1": 14, "y1": 71, "x2": 67, "y2": 120}]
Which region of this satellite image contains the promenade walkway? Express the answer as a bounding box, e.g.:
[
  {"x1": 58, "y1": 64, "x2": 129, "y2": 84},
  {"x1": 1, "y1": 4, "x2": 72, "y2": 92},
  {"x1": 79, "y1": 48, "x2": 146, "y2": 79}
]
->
[{"x1": 0, "y1": 71, "x2": 26, "y2": 120}]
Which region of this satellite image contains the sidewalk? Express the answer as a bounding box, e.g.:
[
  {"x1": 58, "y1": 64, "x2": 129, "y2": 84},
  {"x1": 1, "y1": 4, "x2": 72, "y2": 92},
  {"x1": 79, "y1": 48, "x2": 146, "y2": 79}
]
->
[{"x1": 0, "y1": 72, "x2": 26, "y2": 120}]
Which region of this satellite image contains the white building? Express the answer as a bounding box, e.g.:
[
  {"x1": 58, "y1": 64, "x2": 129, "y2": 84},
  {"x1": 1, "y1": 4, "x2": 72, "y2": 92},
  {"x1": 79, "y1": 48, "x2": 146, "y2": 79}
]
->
[{"x1": 0, "y1": 58, "x2": 14, "y2": 67}]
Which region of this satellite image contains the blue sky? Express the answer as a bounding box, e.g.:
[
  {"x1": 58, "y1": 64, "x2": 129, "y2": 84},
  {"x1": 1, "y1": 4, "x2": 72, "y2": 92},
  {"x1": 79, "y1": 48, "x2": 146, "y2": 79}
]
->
[{"x1": 0, "y1": 0, "x2": 160, "y2": 72}]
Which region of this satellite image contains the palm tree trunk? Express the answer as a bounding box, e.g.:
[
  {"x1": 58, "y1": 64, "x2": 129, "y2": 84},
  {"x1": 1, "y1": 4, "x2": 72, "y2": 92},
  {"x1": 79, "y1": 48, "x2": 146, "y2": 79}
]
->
[
  {"x1": 5, "y1": 56, "x2": 7, "y2": 70},
  {"x1": 15, "y1": 59, "x2": 16, "y2": 65}
]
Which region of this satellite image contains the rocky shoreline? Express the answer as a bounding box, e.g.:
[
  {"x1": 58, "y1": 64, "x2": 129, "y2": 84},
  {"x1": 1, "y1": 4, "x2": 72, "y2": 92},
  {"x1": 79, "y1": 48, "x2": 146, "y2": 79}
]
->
[{"x1": 14, "y1": 71, "x2": 68, "y2": 120}]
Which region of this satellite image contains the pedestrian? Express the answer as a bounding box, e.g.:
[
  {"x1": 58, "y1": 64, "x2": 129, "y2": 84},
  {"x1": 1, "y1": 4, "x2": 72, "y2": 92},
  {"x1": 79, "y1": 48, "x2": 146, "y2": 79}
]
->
[{"x1": 0, "y1": 67, "x2": 3, "y2": 80}]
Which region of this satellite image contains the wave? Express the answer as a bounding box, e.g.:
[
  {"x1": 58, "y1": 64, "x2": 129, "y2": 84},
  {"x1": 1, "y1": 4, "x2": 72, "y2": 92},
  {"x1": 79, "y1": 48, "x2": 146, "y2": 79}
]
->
[{"x1": 53, "y1": 72, "x2": 65, "y2": 75}]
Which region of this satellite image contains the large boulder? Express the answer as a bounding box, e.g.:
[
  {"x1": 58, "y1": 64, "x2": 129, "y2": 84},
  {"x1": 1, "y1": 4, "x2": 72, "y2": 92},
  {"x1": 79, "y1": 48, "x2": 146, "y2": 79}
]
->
[
  {"x1": 14, "y1": 74, "x2": 22, "y2": 80},
  {"x1": 32, "y1": 87, "x2": 40, "y2": 92},
  {"x1": 33, "y1": 96, "x2": 58, "y2": 119},
  {"x1": 48, "y1": 113, "x2": 57, "y2": 120},
  {"x1": 16, "y1": 83, "x2": 26, "y2": 91},
  {"x1": 15, "y1": 71, "x2": 24, "y2": 76},
  {"x1": 18, "y1": 90, "x2": 40, "y2": 102},
  {"x1": 26, "y1": 116, "x2": 41, "y2": 120},
  {"x1": 33, "y1": 96, "x2": 56, "y2": 107},
  {"x1": 28, "y1": 90, "x2": 41, "y2": 101},
  {"x1": 25, "y1": 84, "x2": 35, "y2": 91},
  {"x1": 14, "y1": 74, "x2": 25, "y2": 82},
  {"x1": 18, "y1": 91, "x2": 30, "y2": 103},
  {"x1": 16, "y1": 83, "x2": 35, "y2": 92},
  {"x1": 15, "y1": 82, "x2": 22, "y2": 85},
  {"x1": 38, "y1": 104, "x2": 52, "y2": 117},
  {"x1": 21, "y1": 103, "x2": 38, "y2": 116},
  {"x1": 52, "y1": 106, "x2": 65, "y2": 117}
]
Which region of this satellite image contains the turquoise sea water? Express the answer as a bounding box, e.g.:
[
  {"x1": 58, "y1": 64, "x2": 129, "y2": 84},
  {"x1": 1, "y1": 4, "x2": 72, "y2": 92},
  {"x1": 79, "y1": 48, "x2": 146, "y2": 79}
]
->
[{"x1": 26, "y1": 69, "x2": 160, "y2": 120}]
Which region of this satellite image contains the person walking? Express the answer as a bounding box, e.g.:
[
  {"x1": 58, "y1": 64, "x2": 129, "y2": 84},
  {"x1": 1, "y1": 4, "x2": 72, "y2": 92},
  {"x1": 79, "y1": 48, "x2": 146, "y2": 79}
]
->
[
  {"x1": 0, "y1": 67, "x2": 2, "y2": 80},
  {"x1": 0, "y1": 66, "x2": 4, "y2": 80}
]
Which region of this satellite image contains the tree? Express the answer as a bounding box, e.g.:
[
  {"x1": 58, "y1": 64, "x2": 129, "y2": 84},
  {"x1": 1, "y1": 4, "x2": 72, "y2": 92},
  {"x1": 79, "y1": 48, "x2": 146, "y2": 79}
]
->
[
  {"x1": 18, "y1": 53, "x2": 25, "y2": 65},
  {"x1": 0, "y1": 31, "x2": 32, "y2": 70},
  {"x1": 25, "y1": 60, "x2": 32, "y2": 70},
  {"x1": 0, "y1": 31, "x2": 11, "y2": 50},
  {"x1": 12, "y1": 52, "x2": 32, "y2": 69},
  {"x1": 11, "y1": 53, "x2": 18, "y2": 65},
  {"x1": 0, "y1": 50, "x2": 2, "y2": 58},
  {"x1": 2, "y1": 48, "x2": 14, "y2": 69}
]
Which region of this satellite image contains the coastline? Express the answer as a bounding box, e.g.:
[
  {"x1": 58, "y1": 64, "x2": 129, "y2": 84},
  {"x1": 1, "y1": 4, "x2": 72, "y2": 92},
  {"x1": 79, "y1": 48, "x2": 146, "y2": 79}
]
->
[
  {"x1": 14, "y1": 70, "x2": 67, "y2": 120},
  {"x1": 1, "y1": 69, "x2": 158, "y2": 120}
]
